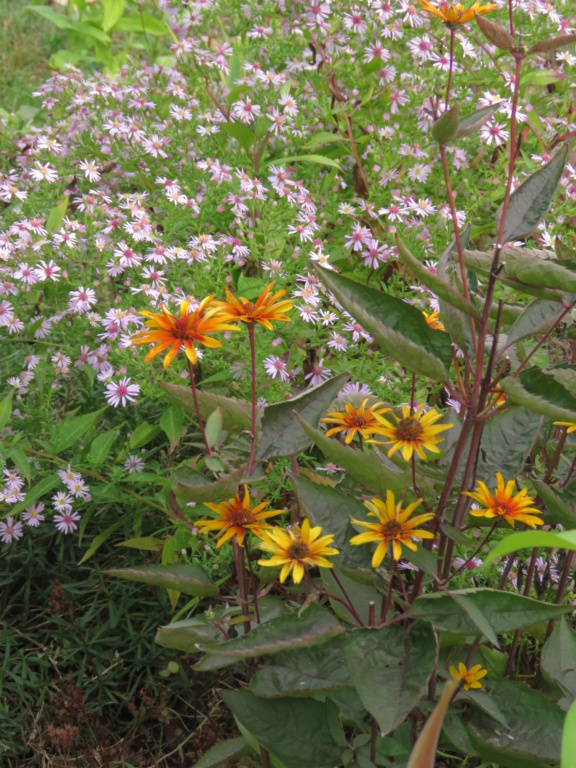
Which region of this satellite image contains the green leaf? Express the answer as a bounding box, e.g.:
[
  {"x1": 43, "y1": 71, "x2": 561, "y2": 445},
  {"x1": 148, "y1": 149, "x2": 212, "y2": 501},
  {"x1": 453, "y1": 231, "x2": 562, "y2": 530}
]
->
[
  {"x1": 467, "y1": 680, "x2": 564, "y2": 768},
  {"x1": 102, "y1": 0, "x2": 126, "y2": 31},
  {"x1": 409, "y1": 588, "x2": 569, "y2": 633},
  {"x1": 46, "y1": 197, "x2": 68, "y2": 233},
  {"x1": 431, "y1": 104, "x2": 460, "y2": 144},
  {"x1": 114, "y1": 13, "x2": 171, "y2": 35},
  {"x1": 542, "y1": 619, "x2": 576, "y2": 704},
  {"x1": 115, "y1": 536, "x2": 164, "y2": 551},
  {"x1": 474, "y1": 407, "x2": 542, "y2": 483},
  {"x1": 503, "y1": 248, "x2": 576, "y2": 294},
  {"x1": 7, "y1": 446, "x2": 31, "y2": 482},
  {"x1": 128, "y1": 421, "x2": 162, "y2": 449},
  {"x1": 0, "y1": 390, "x2": 13, "y2": 430},
  {"x1": 204, "y1": 409, "x2": 223, "y2": 449},
  {"x1": 462, "y1": 250, "x2": 565, "y2": 301},
  {"x1": 25, "y1": 6, "x2": 71, "y2": 29},
  {"x1": 257, "y1": 372, "x2": 348, "y2": 460},
  {"x1": 193, "y1": 736, "x2": 252, "y2": 768},
  {"x1": 446, "y1": 592, "x2": 499, "y2": 647},
  {"x1": 531, "y1": 480, "x2": 576, "y2": 528},
  {"x1": 501, "y1": 299, "x2": 564, "y2": 351},
  {"x1": 174, "y1": 465, "x2": 244, "y2": 504},
  {"x1": 78, "y1": 518, "x2": 125, "y2": 564},
  {"x1": 159, "y1": 404, "x2": 185, "y2": 449},
  {"x1": 454, "y1": 104, "x2": 497, "y2": 139},
  {"x1": 314, "y1": 267, "x2": 452, "y2": 381},
  {"x1": 250, "y1": 642, "x2": 352, "y2": 698},
  {"x1": 8, "y1": 473, "x2": 60, "y2": 516},
  {"x1": 226, "y1": 50, "x2": 243, "y2": 89},
  {"x1": 160, "y1": 382, "x2": 254, "y2": 433},
  {"x1": 301, "y1": 132, "x2": 347, "y2": 150},
  {"x1": 266, "y1": 154, "x2": 342, "y2": 170},
  {"x1": 485, "y1": 529, "x2": 576, "y2": 564},
  {"x1": 296, "y1": 417, "x2": 413, "y2": 498},
  {"x1": 562, "y1": 699, "x2": 576, "y2": 768},
  {"x1": 500, "y1": 369, "x2": 576, "y2": 423},
  {"x1": 222, "y1": 122, "x2": 255, "y2": 154},
  {"x1": 105, "y1": 564, "x2": 219, "y2": 598},
  {"x1": 89, "y1": 429, "x2": 117, "y2": 468},
  {"x1": 68, "y1": 20, "x2": 111, "y2": 43},
  {"x1": 343, "y1": 622, "x2": 437, "y2": 734},
  {"x1": 52, "y1": 408, "x2": 107, "y2": 454},
  {"x1": 497, "y1": 146, "x2": 568, "y2": 245},
  {"x1": 395, "y1": 236, "x2": 480, "y2": 320},
  {"x1": 194, "y1": 604, "x2": 344, "y2": 670},
  {"x1": 221, "y1": 690, "x2": 344, "y2": 768},
  {"x1": 156, "y1": 615, "x2": 226, "y2": 652}
]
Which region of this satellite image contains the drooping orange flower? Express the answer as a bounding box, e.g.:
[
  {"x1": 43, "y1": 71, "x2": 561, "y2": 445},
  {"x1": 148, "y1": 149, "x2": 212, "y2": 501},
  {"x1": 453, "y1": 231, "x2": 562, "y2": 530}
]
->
[
  {"x1": 130, "y1": 296, "x2": 239, "y2": 369},
  {"x1": 321, "y1": 398, "x2": 392, "y2": 444},
  {"x1": 463, "y1": 473, "x2": 543, "y2": 529},
  {"x1": 423, "y1": 310, "x2": 445, "y2": 331},
  {"x1": 417, "y1": 0, "x2": 497, "y2": 27},
  {"x1": 219, "y1": 282, "x2": 293, "y2": 330},
  {"x1": 195, "y1": 488, "x2": 282, "y2": 547}
]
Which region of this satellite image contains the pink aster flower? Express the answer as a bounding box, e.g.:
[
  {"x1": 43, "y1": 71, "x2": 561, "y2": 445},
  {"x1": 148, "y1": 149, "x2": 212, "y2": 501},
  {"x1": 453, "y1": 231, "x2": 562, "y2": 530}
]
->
[
  {"x1": 0, "y1": 516, "x2": 23, "y2": 543},
  {"x1": 104, "y1": 377, "x2": 140, "y2": 407},
  {"x1": 54, "y1": 510, "x2": 81, "y2": 534}
]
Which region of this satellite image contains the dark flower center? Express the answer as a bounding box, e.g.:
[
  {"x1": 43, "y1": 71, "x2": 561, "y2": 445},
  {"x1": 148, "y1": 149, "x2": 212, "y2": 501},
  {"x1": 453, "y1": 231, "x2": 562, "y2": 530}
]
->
[
  {"x1": 495, "y1": 503, "x2": 512, "y2": 517},
  {"x1": 383, "y1": 520, "x2": 403, "y2": 539},
  {"x1": 288, "y1": 540, "x2": 309, "y2": 560},
  {"x1": 348, "y1": 413, "x2": 368, "y2": 427},
  {"x1": 395, "y1": 417, "x2": 424, "y2": 442},
  {"x1": 230, "y1": 504, "x2": 254, "y2": 527}
]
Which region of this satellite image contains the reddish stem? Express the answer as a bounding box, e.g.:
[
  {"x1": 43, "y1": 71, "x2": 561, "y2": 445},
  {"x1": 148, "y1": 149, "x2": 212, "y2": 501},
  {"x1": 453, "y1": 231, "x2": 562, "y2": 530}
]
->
[
  {"x1": 187, "y1": 359, "x2": 212, "y2": 457},
  {"x1": 247, "y1": 323, "x2": 257, "y2": 476}
]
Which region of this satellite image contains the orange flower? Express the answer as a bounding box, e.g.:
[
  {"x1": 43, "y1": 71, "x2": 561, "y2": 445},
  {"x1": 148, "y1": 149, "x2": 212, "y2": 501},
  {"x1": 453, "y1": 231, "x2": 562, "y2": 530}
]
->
[
  {"x1": 423, "y1": 310, "x2": 445, "y2": 331},
  {"x1": 195, "y1": 488, "x2": 282, "y2": 547},
  {"x1": 417, "y1": 0, "x2": 497, "y2": 27},
  {"x1": 219, "y1": 282, "x2": 292, "y2": 330},
  {"x1": 130, "y1": 296, "x2": 239, "y2": 369},
  {"x1": 463, "y1": 473, "x2": 543, "y2": 529}
]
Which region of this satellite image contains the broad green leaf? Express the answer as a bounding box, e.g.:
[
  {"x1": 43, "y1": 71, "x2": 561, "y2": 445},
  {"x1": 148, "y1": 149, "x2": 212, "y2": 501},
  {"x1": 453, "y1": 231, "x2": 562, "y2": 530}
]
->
[
  {"x1": 503, "y1": 248, "x2": 576, "y2": 294},
  {"x1": 25, "y1": 6, "x2": 71, "y2": 29},
  {"x1": 221, "y1": 690, "x2": 344, "y2": 768},
  {"x1": 174, "y1": 465, "x2": 244, "y2": 504},
  {"x1": 256, "y1": 372, "x2": 348, "y2": 460},
  {"x1": 344, "y1": 622, "x2": 437, "y2": 734},
  {"x1": 128, "y1": 421, "x2": 162, "y2": 449},
  {"x1": 159, "y1": 404, "x2": 185, "y2": 449},
  {"x1": 156, "y1": 616, "x2": 226, "y2": 651},
  {"x1": 266, "y1": 154, "x2": 342, "y2": 170},
  {"x1": 7, "y1": 446, "x2": 31, "y2": 482},
  {"x1": 447, "y1": 592, "x2": 499, "y2": 647},
  {"x1": 431, "y1": 104, "x2": 459, "y2": 143},
  {"x1": 501, "y1": 299, "x2": 564, "y2": 351},
  {"x1": 315, "y1": 267, "x2": 452, "y2": 381},
  {"x1": 531, "y1": 480, "x2": 576, "y2": 528},
  {"x1": 0, "y1": 391, "x2": 13, "y2": 430},
  {"x1": 204, "y1": 409, "x2": 223, "y2": 449},
  {"x1": 291, "y1": 474, "x2": 381, "y2": 581},
  {"x1": 462, "y1": 250, "x2": 565, "y2": 301},
  {"x1": 542, "y1": 619, "x2": 576, "y2": 704},
  {"x1": 115, "y1": 536, "x2": 164, "y2": 551},
  {"x1": 500, "y1": 369, "x2": 576, "y2": 423},
  {"x1": 78, "y1": 518, "x2": 125, "y2": 564},
  {"x1": 102, "y1": 0, "x2": 126, "y2": 31},
  {"x1": 106, "y1": 563, "x2": 218, "y2": 597},
  {"x1": 296, "y1": 417, "x2": 413, "y2": 498},
  {"x1": 396, "y1": 236, "x2": 481, "y2": 320},
  {"x1": 222, "y1": 122, "x2": 255, "y2": 154},
  {"x1": 323, "y1": 566, "x2": 383, "y2": 625},
  {"x1": 467, "y1": 680, "x2": 564, "y2": 768},
  {"x1": 46, "y1": 197, "x2": 68, "y2": 233},
  {"x1": 250, "y1": 638, "x2": 352, "y2": 698},
  {"x1": 454, "y1": 104, "x2": 497, "y2": 139},
  {"x1": 301, "y1": 132, "x2": 347, "y2": 150},
  {"x1": 562, "y1": 699, "x2": 576, "y2": 768},
  {"x1": 8, "y1": 473, "x2": 60, "y2": 516},
  {"x1": 474, "y1": 407, "x2": 541, "y2": 483},
  {"x1": 485, "y1": 529, "x2": 576, "y2": 564},
  {"x1": 497, "y1": 147, "x2": 568, "y2": 245},
  {"x1": 52, "y1": 408, "x2": 107, "y2": 454},
  {"x1": 68, "y1": 21, "x2": 111, "y2": 43},
  {"x1": 160, "y1": 382, "x2": 254, "y2": 434},
  {"x1": 521, "y1": 69, "x2": 564, "y2": 86},
  {"x1": 193, "y1": 736, "x2": 252, "y2": 768},
  {"x1": 89, "y1": 429, "x2": 117, "y2": 468},
  {"x1": 409, "y1": 588, "x2": 569, "y2": 633},
  {"x1": 194, "y1": 604, "x2": 344, "y2": 670},
  {"x1": 114, "y1": 13, "x2": 171, "y2": 35}
]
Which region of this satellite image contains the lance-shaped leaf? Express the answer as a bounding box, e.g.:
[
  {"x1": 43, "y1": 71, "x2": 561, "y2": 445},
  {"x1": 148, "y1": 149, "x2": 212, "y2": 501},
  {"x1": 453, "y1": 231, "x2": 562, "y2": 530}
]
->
[
  {"x1": 51, "y1": 407, "x2": 107, "y2": 454},
  {"x1": 503, "y1": 247, "x2": 576, "y2": 294},
  {"x1": 297, "y1": 416, "x2": 413, "y2": 498},
  {"x1": 431, "y1": 104, "x2": 460, "y2": 143},
  {"x1": 160, "y1": 382, "x2": 255, "y2": 433},
  {"x1": 500, "y1": 368, "x2": 576, "y2": 423},
  {"x1": 475, "y1": 14, "x2": 516, "y2": 52},
  {"x1": 532, "y1": 480, "x2": 576, "y2": 528},
  {"x1": 496, "y1": 146, "x2": 568, "y2": 245},
  {"x1": 314, "y1": 267, "x2": 452, "y2": 381},
  {"x1": 409, "y1": 588, "x2": 569, "y2": 633},
  {"x1": 194, "y1": 604, "x2": 344, "y2": 670},
  {"x1": 174, "y1": 465, "x2": 245, "y2": 504},
  {"x1": 222, "y1": 690, "x2": 344, "y2": 768},
  {"x1": 462, "y1": 250, "x2": 565, "y2": 301},
  {"x1": 527, "y1": 33, "x2": 576, "y2": 55},
  {"x1": 541, "y1": 620, "x2": 576, "y2": 704},
  {"x1": 156, "y1": 617, "x2": 224, "y2": 651},
  {"x1": 563, "y1": 700, "x2": 576, "y2": 768},
  {"x1": 343, "y1": 622, "x2": 437, "y2": 734},
  {"x1": 454, "y1": 104, "x2": 498, "y2": 139},
  {"x1": 407, "y1": 677, "x2": 460, "y2": 768},
  {"x1": 105, "y1": 563, "x2": 219, "y2": 597},
  {"x1": 256, "y1": 372, "x2": 348, "y2": 461},
  {"x1": 484, "y1": 529, "x2": 576, "y2": 565},
  {"x1": 474, "y1": 407, "x2": 541, "y2": 484},
  {"x1": 194, "y1": 736, "x2": 252, "y2": 768},
  {"x1": 396, "y1": 236, "x2": 480, "y2": 320},
  {"x1": 500, "y1": 298, "x2": 564, "y2": 352},
  {"x1": 446, "y1": 592, "x2": 499, "y2": 647},
  {"x1": 250, "y1": 637, "x2": 352, "y2": 698}
]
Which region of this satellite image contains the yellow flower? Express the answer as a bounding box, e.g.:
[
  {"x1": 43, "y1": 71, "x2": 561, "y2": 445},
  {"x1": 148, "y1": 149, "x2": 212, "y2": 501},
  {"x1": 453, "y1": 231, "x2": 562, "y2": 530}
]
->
[
  {"x1": 350, "y1": 491, "x2": 434, "y2": 564},
  {"x1": 423, "y1": 310, "x2": 445, "y2": 331},
  {"x1": 195, "y1": 488, "x2": 282, "y2": 547},
  {"x1": 417, "y1": 0, "x2": 497, "y2": 27},
  {"x1": 369, "y1": 404, "x2": 453, "y2": 462},
  {"x1": 554, "y1": 421, "x2": 576, "y2": 434},
  {"x1": 130, "y1": 296, "x2": 239, "y2": 369},
  {"x1": 463, "y1": 472, "x2": 543, "y2": 529},
  {"x1": 450, "y1": 662, "x2": 487, "y2": 691},
  {"x1": 257, "y1": 519, "x2": 339, "y2": 584},
  {"x1": 218, "y1": 282, "x2": 292, "y2": 330},
  {"x1": 321, "y1": 398, "x2": 392, "y2": 445}
]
